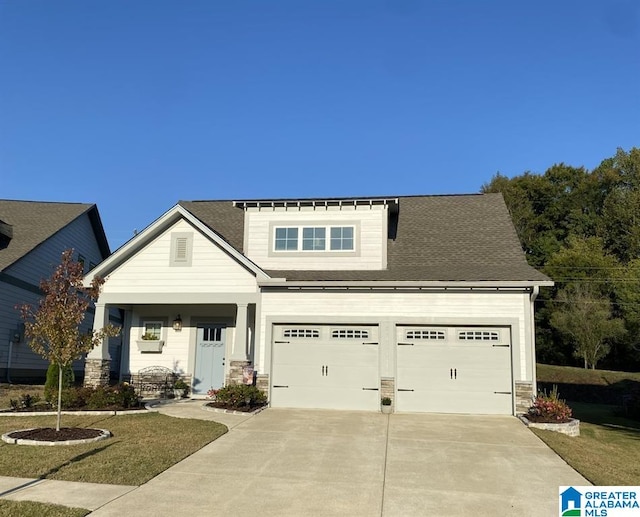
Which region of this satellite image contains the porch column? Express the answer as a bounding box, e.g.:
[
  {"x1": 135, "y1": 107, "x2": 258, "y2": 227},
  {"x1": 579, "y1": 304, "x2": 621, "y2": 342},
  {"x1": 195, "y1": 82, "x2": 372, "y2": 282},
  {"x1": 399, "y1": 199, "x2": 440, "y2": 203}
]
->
[
  {"x1": 228, "y1": 303, "x2": 250, "y2": 385},
  {"x1": 84, "y1": 303, "x2": 111, "y2": 387}
]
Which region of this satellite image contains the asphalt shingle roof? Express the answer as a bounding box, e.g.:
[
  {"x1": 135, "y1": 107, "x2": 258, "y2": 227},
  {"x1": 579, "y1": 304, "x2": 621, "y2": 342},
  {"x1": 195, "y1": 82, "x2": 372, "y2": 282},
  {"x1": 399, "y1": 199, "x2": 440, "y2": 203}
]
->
[
  {"x1": 180, "y1": 194, "x2": 550, "y2": 283},
  {"x1": 0, "y1": 200, "x2": 108, "y2": 272}
]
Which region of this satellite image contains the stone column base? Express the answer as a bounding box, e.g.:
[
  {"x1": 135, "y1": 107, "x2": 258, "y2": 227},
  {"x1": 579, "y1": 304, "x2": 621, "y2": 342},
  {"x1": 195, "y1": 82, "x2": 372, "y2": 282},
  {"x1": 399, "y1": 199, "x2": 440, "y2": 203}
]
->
[
  {"x1": 381, "y1": 377, "x2": 395, "y2": 405},
  {"x1": 515, "y1": 381, "x2": 534, "y2": 415},
  {"x1": 256, "y1": 373, "x2": 269, "y2": 396},
  {"x1": 84, "y1": 359, "x2": 110, "y2": 387},
  {"x1": 227, "y1": 360, "x2": 252, "y2": 385}
]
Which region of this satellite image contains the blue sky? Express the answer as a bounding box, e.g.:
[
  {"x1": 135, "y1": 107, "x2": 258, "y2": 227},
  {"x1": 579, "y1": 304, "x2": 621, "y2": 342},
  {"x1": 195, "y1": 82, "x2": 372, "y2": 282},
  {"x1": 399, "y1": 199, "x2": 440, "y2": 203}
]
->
[{"x1": 1, "y1": 1, "x2": 639, "y2": 249}]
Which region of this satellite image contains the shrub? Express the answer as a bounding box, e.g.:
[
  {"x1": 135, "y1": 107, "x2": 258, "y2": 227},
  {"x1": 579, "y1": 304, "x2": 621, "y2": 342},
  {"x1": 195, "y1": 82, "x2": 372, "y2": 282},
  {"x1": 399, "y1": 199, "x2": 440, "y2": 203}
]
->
[
  {"x1": 527, "y1": 385, "x2": 572, "y2": 423},
  {"x1": 55, "y1": 383, "x2": 141, "y2": 410},
  {"x1": 9, "y1": 394, "x2": 41, "y2": 410},
  {"x1": 44, "y1": 363, "x2": 75, "y2": 404},
  {"x1": 212, "y1": 384, "x2": 267, "y2": 409}
]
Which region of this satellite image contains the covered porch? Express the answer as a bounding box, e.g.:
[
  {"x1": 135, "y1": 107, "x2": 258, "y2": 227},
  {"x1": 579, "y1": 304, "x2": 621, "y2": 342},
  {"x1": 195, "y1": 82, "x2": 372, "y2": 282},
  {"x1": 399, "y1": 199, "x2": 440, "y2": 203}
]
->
[{"x1": 85, "y1": 293, "x2": 261, "y2": 397}]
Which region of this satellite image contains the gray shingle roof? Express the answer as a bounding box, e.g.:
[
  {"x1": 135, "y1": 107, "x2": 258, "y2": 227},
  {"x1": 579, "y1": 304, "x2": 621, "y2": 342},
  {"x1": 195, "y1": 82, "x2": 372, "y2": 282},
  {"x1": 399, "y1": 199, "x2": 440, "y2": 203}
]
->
[
  {"x1": 180, "y1": 194, "x2": 550, "y2": 283},
  {"x1": 0, "y1": 200, "x2": 109, "y2": 272}
]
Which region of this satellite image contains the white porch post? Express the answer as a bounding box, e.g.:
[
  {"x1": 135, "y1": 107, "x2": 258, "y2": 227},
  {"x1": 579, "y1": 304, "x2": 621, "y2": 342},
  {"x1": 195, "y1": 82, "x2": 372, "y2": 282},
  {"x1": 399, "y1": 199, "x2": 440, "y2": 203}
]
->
[
  {"x1": 84, "y1": 302, "x2": 111, "y2": 387},
  {"x1": 228, "y1": 303, "x2": 250, "y2": 385},
  {"x1": 232, "y1": 303, "x2": 248, "y2": 360}
]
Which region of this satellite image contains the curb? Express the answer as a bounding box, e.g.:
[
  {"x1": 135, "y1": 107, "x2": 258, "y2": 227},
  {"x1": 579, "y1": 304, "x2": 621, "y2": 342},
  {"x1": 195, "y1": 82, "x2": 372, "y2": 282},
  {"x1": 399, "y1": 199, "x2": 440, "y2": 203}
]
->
[{"x1": 1, "y1": 427, "x2": 112, "y2": 446}]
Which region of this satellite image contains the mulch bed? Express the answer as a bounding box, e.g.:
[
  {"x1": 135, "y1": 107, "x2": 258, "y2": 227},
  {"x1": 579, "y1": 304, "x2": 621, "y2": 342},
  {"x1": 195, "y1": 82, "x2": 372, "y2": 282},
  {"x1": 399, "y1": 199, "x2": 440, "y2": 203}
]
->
[
  {"x1": 7, "y1": 427, "x2": 104, "y2": 441},
  {"x1": 525, "y1": 414, "x2": 572, "y2": 423},
  {"x1": 206, "y1": 402, "x2": 267, "y2": 412}
]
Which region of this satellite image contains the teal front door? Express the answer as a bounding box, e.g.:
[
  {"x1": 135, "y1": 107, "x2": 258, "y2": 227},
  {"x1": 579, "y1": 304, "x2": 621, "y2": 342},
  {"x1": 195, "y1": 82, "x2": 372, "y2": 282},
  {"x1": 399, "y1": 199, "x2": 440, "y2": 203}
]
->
[{"x1": 194, "y1": 325, "x2": 225, "y2": 395}]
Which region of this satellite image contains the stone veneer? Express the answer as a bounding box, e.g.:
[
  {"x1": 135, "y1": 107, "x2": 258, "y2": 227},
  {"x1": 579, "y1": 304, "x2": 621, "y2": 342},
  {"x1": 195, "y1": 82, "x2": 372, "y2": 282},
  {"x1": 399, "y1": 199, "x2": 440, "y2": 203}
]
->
[
  {"x1": 380, "y1": 377, "x2": 395, "y2": 404},
  {"x1": 84, "y1": 359, "x2": 110, "y2": 387},
  {"x1": 519, "y1": 416, "x2": 580, "y2": 437},
  {"x1": 227, "y1": 360, "x2": 252, "y2": 385},
  {"x1": 515, "y1": 381, "x2": 534, "y2": 415},
  {"x1": 256, "y1": 373, "x2": 269, "y2": 396}
]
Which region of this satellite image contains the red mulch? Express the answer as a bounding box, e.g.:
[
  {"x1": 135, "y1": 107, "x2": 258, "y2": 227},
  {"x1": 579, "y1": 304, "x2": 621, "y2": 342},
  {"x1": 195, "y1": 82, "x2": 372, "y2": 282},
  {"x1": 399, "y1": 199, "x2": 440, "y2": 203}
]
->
[
  {"x1": 8, "y1": 427, "x2": 104, "y2": 441},
  {"x1": 525, "y1": 414, "x2": 572, "y2": 424}
]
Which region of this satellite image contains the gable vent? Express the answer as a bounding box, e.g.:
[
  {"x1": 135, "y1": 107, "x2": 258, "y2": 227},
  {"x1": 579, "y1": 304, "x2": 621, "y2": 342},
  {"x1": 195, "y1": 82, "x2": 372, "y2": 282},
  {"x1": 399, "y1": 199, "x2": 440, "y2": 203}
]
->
[{"x1": 175, "y1": 237, "x2": 188, "y2": 261}]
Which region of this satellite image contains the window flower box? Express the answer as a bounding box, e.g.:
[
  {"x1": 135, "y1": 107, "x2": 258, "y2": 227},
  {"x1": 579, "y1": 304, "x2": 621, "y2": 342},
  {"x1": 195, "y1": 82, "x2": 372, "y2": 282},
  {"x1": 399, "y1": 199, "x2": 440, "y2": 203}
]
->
[{"x1": 136, "y1": 340, "x2": 164, "y2": 353}]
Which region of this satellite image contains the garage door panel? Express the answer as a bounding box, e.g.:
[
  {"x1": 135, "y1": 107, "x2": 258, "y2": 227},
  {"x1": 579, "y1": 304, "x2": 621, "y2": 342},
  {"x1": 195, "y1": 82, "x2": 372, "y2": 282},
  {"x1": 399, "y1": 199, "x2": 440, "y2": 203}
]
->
[
  {"x1": 396, "y1": 326, "x2": 513, "y2": 415},
  {"x1": 271, "y1": 325, "x2": 379, "y2": 411}
]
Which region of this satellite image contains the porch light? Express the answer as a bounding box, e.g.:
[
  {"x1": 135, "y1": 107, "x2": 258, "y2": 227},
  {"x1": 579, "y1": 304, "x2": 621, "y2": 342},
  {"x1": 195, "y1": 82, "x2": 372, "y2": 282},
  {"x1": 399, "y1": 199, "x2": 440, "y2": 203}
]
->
[{"x1": 172, "y1": 315, "x2": 183, "y2": 331}]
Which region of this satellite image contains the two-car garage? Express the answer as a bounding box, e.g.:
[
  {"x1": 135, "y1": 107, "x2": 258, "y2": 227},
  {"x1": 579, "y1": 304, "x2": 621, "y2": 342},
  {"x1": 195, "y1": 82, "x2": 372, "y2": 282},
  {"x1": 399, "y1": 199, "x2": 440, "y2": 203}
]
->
[{"x1": 269, "y1": 323, "x2": 514, "y2": 415}]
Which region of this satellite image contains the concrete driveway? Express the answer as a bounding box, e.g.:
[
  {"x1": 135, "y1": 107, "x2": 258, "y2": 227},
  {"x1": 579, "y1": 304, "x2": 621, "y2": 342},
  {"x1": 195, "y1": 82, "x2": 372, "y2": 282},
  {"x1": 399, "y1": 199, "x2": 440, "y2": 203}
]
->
[{"x1": 89, "y1": 408, "x2": 587, "y2": 516}]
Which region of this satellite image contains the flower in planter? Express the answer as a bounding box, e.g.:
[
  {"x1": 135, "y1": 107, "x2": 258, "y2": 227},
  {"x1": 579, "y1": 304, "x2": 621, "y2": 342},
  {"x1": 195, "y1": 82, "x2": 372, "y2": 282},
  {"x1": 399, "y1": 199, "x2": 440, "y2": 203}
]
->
[
  {"x1": 141, "y1": 333, "x2": 159, "y2": 340},
  {"x1": 527, "y1": 385, "x2": 572, "y2": 423},
  {"x1": 381, "y1": 397, "x2": 392, "y2": 406}
]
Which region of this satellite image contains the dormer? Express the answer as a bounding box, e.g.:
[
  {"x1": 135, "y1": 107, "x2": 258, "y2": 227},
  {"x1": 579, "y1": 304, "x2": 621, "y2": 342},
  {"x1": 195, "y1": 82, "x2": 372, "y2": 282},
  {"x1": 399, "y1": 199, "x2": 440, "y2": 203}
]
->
[{"x1": 235, "y1": 197, "x2": 398, "y2": 271}]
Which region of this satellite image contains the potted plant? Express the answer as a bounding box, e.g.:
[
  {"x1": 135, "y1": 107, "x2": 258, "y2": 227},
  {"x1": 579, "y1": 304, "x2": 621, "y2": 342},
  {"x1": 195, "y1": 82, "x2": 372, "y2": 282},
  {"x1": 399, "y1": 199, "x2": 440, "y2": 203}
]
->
[
  {"x1": 381, "y1": 397, "x2": 392, "y2": 414},
  {"x1": 173, "y1": 378, "x2": 190, "y2": 399},
  {"x1": 136, "y1": 332, "x2": 164, "y2": 353}
]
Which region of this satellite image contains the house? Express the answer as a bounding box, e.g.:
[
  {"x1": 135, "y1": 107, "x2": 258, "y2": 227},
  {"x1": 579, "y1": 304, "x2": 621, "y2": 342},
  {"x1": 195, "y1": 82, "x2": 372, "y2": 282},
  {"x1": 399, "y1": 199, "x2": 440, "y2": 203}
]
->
[
  {"x1": 84, "y1": 194, "x2": 552, "y2": 415},
  {"x1": 0, "y1": 200, "x2": 120, "y2": 381}
]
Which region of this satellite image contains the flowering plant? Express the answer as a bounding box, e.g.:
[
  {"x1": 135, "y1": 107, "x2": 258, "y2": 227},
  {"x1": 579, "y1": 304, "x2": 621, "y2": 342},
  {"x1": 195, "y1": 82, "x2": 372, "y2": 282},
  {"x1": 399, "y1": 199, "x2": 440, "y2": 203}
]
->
[
  {"x1": 207, "y1": 388, "x2": 220, "y2": 399},
  {"x1": 527, "y1": 385, "x2": 572, "y2": 423}
]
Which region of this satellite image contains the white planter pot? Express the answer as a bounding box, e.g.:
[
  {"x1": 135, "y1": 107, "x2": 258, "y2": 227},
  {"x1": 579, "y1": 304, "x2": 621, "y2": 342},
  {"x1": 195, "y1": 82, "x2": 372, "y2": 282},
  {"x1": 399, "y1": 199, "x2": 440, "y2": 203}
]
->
[
  {"x1": 136, "y1": 340, "x2": 165, "y2": 353},
  {"x1": 381, "y1": 405, "x2": 392, "y2": 414}
]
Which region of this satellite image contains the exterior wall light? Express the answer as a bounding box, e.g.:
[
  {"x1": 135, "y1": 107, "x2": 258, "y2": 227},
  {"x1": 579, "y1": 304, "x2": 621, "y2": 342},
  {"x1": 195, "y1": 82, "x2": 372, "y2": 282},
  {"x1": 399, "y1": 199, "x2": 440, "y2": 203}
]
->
[{"x1": 172, "y1": 315, "x2": 183, "y2": 331}]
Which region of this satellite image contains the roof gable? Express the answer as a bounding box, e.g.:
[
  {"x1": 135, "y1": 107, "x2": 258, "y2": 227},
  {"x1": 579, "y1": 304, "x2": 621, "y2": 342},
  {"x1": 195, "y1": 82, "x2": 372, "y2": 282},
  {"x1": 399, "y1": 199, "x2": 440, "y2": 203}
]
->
[
  {"x1": 0, "y1": 200, "x2": 109, "y2": 272},
  {"x1": 86, "y1": 204, "x2": 269, "y2": 284}
]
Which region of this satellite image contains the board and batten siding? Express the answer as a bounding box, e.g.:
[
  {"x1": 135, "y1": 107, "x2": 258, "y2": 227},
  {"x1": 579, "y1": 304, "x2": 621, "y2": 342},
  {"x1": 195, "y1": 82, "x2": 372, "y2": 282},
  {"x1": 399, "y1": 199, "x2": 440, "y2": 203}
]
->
[
  {"x1": 243, "y1": 205, "x2": 387, "y2": 270},
  {"x1": 258, "y1": 290, "x2": 531, "y2": 381},
  {"x1": 4, "y1": 212, "x2": 105, "y2": 285},
  {"x1": 102, "y1": 219, "x2": 258, "y2": 295}
]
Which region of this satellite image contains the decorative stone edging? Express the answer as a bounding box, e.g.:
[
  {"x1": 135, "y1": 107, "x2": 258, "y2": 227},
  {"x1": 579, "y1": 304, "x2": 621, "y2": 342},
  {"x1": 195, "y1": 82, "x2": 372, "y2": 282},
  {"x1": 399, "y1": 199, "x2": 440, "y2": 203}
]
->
[
  {"x1": 1, "y1": 428, "x2": 111, "y2": 446},
  {"x1": 519, "y1": 415, "x2": 580, "y2": 437},
  {"x1": 201, "y1": 403, "x2": 267, "y2": 416},
  {"x1": 0, "y1": 405, "x2": 156, "y2": 417}
]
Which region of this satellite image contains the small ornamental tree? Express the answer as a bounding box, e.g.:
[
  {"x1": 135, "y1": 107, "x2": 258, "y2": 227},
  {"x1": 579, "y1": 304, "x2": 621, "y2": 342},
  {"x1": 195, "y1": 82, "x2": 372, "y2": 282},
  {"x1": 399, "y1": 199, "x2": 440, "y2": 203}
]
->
[{"x1": 18, "y1": 249, "x2": 119, "y2": 431}]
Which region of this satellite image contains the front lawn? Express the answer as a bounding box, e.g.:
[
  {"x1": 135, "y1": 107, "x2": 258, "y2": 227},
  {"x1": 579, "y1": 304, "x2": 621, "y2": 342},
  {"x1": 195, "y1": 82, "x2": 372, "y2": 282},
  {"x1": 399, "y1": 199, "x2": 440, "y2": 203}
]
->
[
  {"x1": 0, "y1": 500, "x2": 89, "y2": 517},
  {"x1": 531, "y1": 402, "x2": 640, "y2": 485},
  {"x1": 0, "y1": 413, "x2": 226, "y2": 485}
]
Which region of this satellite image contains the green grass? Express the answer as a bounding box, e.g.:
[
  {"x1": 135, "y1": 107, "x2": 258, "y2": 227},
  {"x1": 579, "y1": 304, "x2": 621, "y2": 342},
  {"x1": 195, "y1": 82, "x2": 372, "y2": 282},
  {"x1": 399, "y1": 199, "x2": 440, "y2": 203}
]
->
[
  {"x1": 0, "y1": 500, "x2": 89, "y2": 517},
  {"x1": 0, "y1": 413, "x2": 226, "y2": 485},
  {"x1": 0, "y1": 384, "x2": 45, "y2": 410},
  {"x1": 531, "y1": 401, "x2": 640, "y2": 485},
  {"x1": 537, "y1": 363, "x2": 640, "y2": 386}
]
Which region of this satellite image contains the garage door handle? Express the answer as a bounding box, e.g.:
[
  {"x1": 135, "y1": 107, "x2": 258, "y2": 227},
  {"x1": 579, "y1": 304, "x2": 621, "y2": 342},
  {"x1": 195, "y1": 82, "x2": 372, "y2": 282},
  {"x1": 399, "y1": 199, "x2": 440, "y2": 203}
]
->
[
  {"x1": 450, "y1": 368, "x2": 457, "y2": 380},
  {"x1": 273, "y1": 385, "x2": 289, "y2": 388},
  {"x1": 492, "y1": 344, "x2": 509, "y2": 348},
  {"x1": 362, "y1": 387, "x2": 379, "y2": 391},
  {"x1": 274, "y1": 340, "x2": 290, "y2": 344},
  {"x1": 397, "y1": 388, "x2": 414, "y2": 392},
  {"x1": 494, "y1": 391, "x2": 512, "y2": 395},
  {"x1": 362, "y1": 342, "x2": 379, "y2": 345},
  {"x1": 397, "y1": 342, "x2": 413, "y2": 346}
]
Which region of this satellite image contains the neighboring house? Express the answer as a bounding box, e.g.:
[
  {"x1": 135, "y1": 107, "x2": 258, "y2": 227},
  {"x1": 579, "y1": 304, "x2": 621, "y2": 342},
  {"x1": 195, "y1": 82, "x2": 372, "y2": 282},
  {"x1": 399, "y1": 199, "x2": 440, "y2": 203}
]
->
[
  {"x1": 0, "y1": 200, "x2": 120, "y2": 381},
  {"x1": 84, "y1": 194, "x2": 552, "y2": 415}
]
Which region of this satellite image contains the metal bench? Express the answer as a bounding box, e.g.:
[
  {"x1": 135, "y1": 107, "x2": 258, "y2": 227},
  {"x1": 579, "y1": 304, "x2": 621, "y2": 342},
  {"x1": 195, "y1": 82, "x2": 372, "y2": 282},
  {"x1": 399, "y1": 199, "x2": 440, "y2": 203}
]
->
[{"x1": 136, "y1": 366, "x2": 175, "y2": 399}]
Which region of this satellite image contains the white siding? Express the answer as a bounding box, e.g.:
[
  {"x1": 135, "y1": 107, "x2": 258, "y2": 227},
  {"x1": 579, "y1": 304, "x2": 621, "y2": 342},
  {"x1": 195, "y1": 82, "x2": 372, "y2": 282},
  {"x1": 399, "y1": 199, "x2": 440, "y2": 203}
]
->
[
  {"x1": 244, "y1": 205, "x2": 387, "y2": 270},
  {"x1": 102, "y1": 219, "x2": 258, "y2": 294},
  {"x1": 259, "y1": 290, "x2": 531, "y2": 381}
]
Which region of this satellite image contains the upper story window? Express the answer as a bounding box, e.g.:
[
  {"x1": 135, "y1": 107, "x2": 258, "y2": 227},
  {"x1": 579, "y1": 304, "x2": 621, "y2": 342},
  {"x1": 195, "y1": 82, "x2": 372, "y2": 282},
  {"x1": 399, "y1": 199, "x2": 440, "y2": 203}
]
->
[{"x1": 274, "y1": 225, "x2": 355, "y2": 252}]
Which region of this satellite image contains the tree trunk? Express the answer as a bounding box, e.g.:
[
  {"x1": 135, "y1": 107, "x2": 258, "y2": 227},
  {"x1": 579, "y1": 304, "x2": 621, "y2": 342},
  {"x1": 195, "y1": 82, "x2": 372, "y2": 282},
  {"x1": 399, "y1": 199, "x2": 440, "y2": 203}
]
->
[{"x1": 56, "y1": 365, "x2": 62, "y2": 432}]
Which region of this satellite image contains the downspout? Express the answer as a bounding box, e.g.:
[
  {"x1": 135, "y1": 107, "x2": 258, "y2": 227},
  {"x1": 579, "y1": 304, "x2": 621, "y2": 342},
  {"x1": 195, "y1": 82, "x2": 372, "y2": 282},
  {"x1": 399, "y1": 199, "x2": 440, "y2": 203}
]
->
[
  {"x1": 530, "y1": 286, "x2": 539, "y2": 397},
  {"x1": 6, "y1": 339, "x2": 12, "y2": 384}
]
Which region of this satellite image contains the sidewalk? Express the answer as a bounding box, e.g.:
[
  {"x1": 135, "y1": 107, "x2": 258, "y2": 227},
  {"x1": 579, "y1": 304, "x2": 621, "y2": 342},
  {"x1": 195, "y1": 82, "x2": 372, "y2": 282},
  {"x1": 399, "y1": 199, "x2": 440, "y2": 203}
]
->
[{"x1": 0, "y1": 400, "x2": 254, "y2": 512}]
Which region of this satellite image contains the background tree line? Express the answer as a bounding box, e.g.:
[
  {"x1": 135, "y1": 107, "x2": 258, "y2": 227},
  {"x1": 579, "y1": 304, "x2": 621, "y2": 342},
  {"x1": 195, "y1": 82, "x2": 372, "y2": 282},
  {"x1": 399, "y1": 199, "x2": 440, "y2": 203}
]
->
[{"x1": 482, "y1": 147, "x2": 640, "y2": 370}]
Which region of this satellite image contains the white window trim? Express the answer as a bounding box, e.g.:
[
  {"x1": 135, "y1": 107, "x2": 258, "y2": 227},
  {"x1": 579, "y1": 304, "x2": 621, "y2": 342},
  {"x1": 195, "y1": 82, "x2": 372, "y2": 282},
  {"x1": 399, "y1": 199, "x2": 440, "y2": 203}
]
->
[{"x1": 272, "y1": 225, "x2": 356, "y2": 253}]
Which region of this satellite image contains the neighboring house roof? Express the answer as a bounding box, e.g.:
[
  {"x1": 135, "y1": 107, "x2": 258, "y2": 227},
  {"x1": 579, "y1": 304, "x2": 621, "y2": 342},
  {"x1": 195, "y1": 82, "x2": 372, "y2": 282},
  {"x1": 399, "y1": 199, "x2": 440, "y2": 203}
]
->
[
  {"x1": 0, "y1": 200, "x2": 110, "y2": 272},
  {"x1": 180, "y1": 194, "x2": 551, "y2": 283}
]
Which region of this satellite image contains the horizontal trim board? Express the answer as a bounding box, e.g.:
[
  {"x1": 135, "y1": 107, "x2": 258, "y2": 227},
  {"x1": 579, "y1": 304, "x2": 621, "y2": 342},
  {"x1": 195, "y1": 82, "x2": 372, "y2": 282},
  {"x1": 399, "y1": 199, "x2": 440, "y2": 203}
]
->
[{"x1": 0, "y1": 272, "x2": 42, "y2": 295}]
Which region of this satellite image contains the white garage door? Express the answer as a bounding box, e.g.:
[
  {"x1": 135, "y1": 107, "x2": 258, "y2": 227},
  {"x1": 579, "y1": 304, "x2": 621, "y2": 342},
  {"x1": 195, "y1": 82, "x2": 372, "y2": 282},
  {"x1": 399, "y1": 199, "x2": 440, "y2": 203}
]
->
[
  {"x1": 271, "y1": 324, "x2": 379, "y2": 411},
  {"x1": 396, "y1": 326, "x2": 513, "y2": 414}
]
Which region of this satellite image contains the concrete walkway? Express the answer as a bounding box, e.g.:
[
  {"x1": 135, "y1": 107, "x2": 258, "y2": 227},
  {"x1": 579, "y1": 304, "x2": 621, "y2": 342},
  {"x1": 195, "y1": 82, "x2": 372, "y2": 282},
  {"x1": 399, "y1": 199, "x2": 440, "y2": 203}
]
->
[{"x1": 0, "y1": 402, "x2": 588, "y2": 516}]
